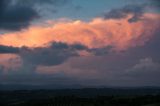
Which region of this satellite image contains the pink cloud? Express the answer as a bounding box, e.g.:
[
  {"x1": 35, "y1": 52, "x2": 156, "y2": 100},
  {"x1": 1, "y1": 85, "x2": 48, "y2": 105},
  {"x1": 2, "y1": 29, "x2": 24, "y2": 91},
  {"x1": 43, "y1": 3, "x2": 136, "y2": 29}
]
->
[{"x1": 0, "y1": 13, "x2": 159, "y2": 51}]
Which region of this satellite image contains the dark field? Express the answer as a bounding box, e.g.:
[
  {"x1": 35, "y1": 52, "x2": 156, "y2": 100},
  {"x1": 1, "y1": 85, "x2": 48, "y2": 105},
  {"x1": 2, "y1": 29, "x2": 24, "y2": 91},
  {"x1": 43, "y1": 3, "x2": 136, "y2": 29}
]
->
[{"x1": 1, "y1": 88, "x2": 160, "y2": 106}]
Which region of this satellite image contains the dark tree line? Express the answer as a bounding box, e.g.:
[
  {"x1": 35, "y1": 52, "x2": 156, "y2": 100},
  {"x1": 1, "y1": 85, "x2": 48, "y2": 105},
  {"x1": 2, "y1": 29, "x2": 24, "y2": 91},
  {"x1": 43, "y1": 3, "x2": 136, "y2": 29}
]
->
[{"x1": 1, "y1": 89, "x2": 160, "y2": 106}]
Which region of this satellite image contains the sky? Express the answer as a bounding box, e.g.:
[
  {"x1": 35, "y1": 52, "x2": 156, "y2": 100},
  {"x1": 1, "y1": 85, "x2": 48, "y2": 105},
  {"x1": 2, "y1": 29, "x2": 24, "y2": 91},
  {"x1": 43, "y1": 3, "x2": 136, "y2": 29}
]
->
[{"x1": 0, "y1": 0, "x2": 160, "y2": 88}]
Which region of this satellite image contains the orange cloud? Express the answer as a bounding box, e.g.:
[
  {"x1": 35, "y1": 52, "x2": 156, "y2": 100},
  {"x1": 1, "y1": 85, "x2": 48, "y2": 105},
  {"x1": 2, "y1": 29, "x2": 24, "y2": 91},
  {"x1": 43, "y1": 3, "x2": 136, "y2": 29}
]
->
[{"x1": 0, "y1": 13, "x2": 159, "y2": 50}]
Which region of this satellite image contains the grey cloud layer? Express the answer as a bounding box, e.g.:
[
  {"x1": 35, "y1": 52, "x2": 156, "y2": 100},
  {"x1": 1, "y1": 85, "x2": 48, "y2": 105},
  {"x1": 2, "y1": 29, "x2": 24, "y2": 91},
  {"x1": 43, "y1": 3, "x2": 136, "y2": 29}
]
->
[
  {"x1": 0, "y1": 42, "x2": 111, "y2": 66},
  {"x1": 20, "y1": 42, "x2": 85, "y2": 66},
  {"x1": 1, "y1": 36, "x2": 160, "y2": 86},
  {"x1": 0, "y1": 45, "x2": 19, "y2": 53}
]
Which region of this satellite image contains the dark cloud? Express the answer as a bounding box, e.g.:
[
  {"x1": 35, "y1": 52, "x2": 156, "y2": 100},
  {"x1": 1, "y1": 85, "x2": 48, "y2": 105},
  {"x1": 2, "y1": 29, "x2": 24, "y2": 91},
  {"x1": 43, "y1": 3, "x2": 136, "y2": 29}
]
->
[
  {"x1": 0, "y1": 0, "x2": 71, "y2": 31},
  {"x1": 19, "y1": 42, "x2": 111, "y2": 66},
  {"x1": 15, "y1": 0, "x2": 70, "y2": 6},
  {"x1": 50, "y1": 42, "x2": 88, "y2": 51},
  {"x1": 70, "y1": 43, "x2": 87, "y2": 50},
  {"x1": 0, "y1": 0, "x2": 38, "y2": 31},
  {"x1": 0, "y1": 66, "x2": 3, "y2": 75},
  {"x1": 0, "y1": 45, "x2": 19, "y2": 54},
  {"x1": 104, "y1": 4, "x2": 146, "y2": 23},
  {"x1": 20, "y1": 42, "x2": 87, "y2": 66},
  {"x1": 0, "y1": 42, "x2": 111, "y2": 66},
  {"x1": 88, "y1": 46, "x2": 112, "y2": 56},
  {"x1": 149, "y1": 0, "x2": 160, "y2": 10}
]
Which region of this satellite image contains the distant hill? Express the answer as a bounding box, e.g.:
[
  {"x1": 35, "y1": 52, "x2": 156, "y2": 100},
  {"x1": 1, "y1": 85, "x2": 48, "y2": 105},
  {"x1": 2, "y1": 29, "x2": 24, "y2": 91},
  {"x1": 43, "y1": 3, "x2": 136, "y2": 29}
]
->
[
  {"x1": 1, "y1": 88, "x2": 160, "y2": 106},
  {"x1": 0, "y1": 84, "x2": 160, "y2": 96}
]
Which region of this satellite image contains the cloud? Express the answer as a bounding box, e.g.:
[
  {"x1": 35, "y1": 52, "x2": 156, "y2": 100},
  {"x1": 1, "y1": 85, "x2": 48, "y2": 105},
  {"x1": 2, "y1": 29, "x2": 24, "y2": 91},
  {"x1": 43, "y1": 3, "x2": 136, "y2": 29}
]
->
[
  {"x1": 123, "y1": 57, "x2": 160, "y2": 86},
  {"x1": 20, "y1": 42, "x2": 86, "y2": 66},
  {"x1": 0, "y1": 54, "x2": 22, "y2": 73},
  {"x1": 104, "y1": 4, "x2": 146, "y2": 22},
  {"x1": 88, "y1": 46, "x2": 112, "y2": 56},
  {"x1": 0, "y1": 41, "x2": 112, "y2": 85},
  {"x1": 104, "y1": 3, "x2": 160, "y2": 22},
  {"x1": 0, "y1": 45, "x2": 19, "y2": 54},
  {"x1": 126, "y1": 58, "x2": 160, "y2": 76},
  {"x1": 15, "y1": 0, "x2": 70, "y2": 5},
  {"x1": 0, "y1": 0, "x2": 38, "y2": 31},
  {"x1": 149, "y1": 0, "x2": 160, "y2": 10},
  {"x1": 0, "y1": 0, "x2": 72, "y2": 31},
  {"x1": 0, "y1": 2, "x2": 160, "y2": 87},
  {"x1": 14, "y1": 0, "x2": 73, "y2": 20},
  {"x1": 0, "y1": 42, "x2": 111, "y2": 74},
  {"x1": 0, "y1": 13, "x2": 159, "y2": 51},
  {"x1": 36, "y1": 32, "x2": 160, "y2": 86},
  {"x1": 0, "y1": 66, "x2": 3, "y2": 74},
  {"x1": 1, "y1": 37, "x2": 160, "y2": 86}
]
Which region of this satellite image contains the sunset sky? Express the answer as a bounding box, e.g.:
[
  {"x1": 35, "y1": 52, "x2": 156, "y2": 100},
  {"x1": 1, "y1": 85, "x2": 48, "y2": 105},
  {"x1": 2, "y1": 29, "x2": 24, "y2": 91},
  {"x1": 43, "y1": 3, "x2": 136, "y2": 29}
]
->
[{"x1": 0, "y1": 0, "x2": 160, "y2": 88}]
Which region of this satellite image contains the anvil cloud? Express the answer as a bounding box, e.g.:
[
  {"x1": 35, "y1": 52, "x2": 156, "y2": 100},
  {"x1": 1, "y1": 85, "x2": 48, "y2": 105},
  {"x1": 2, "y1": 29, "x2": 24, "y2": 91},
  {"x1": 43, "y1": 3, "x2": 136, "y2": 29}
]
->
[{"x1": 0, "y1": 0, "x2": 160, "y2": 88}]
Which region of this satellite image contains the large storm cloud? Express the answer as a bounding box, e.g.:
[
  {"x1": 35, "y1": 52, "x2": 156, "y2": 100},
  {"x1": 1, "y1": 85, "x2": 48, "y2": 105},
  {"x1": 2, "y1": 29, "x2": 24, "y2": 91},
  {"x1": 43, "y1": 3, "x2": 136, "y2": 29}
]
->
[{"x1": 0, "y1": 1, "x2": 160, "y2": 87}]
